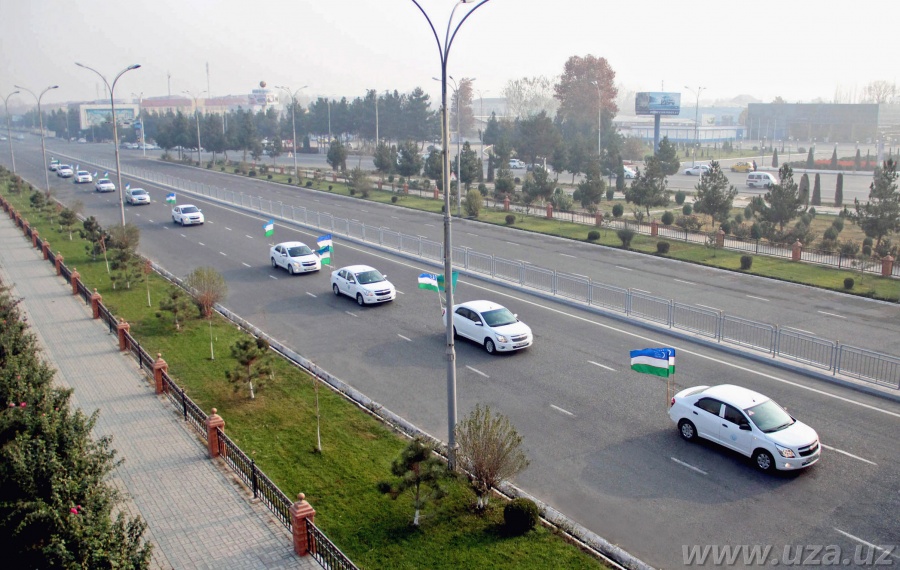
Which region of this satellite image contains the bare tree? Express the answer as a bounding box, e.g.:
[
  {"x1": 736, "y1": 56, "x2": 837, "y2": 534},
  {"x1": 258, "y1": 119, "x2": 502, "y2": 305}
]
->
[
  {"x1": 185, "y1": 266, "x2": 228, "y2": 359},
  {"x1": 502, "y1": 75, "x2": 559, "y2": 119},
  {"x1": 455, "y1": 404, "x2": 529, "y2": 511},
  {"x1": 862, "y1": 80, "x2": 897, "y2": 104}
]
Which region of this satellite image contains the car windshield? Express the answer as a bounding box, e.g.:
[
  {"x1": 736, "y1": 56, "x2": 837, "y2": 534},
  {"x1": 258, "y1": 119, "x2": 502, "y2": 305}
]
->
[
  {"x1": 132, "y1": 189, "x2": 147, "y2": 196},
  {"x1": 481, "y1": 307, "x2": 517, "y2": 327},
  {"x1": 355, "y1": 270, "x2": 385, "y2": 284},
  {"x1": 745, "y1": 399, "x2": 795, "y2": 433},
  {"x1": 99, "y1": 179, "x2": 111, "y2": 184},
  {"x1": 181, "y1": 206, "x2": 200, "y2": 214},
  {"x1": 287, "y1": 245, "x2": 313, "y2": 257}
]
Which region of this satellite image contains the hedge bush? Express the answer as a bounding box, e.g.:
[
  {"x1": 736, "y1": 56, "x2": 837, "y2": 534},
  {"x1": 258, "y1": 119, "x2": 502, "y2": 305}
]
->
[
  {"x1": 660, "y1": 211, "x2": 674, "y2": 226},
  {"x1": 617, "y1": 228, "x2": 635, "y2": 248},
  {"x1": 505, "y1": 214, "x2": 516, "y2": 225},
  {"x1": 657, "y1": 241, "x2": 670, "y2": 254},
  {"x1": 740, "y1": 255, "x2": 753, "y2": 270},
  {"x1": 587, "y1": 230, "x2": 600, "y2": 241},
  {"x1": 844, "y1": 277, "x2": 855, "y2": 289},
  {"x1": 504, "y1": 498, "x2": 540, "y2": 536}
]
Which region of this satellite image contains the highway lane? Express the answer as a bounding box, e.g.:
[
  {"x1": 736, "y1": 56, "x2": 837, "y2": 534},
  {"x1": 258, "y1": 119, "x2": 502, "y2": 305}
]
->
[
  {"x1": 33, "y1": 138, "x2": 900, "y2": 360},
  {"x1": 5, "y1": 143, "x2": 899, "y2": 568}
]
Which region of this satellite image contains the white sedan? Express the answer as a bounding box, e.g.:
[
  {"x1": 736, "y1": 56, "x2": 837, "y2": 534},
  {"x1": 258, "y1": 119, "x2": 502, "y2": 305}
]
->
[
  {"x1": 172, "y1": 204, "x2": 204, "y2": 225},
  {"x1": 74, "y1": 171, "x2": 93, "y2": 184},
  {"x1": 125, "y1": 187, "x2": 150, "y2": 205},
  {"x1": 623, "y1": 166, "x2": 636, "y2": 179},
  {"x1": 270, "y1": 241, "x2": 321, "y2": 274},
  {"x1": 331, "y1": 265, "x2": 396, "y2": 306},
  {"x1": 669, "y1": 384, "x2": 821, "y2": 472},
  {"x1": 95, "y1": 178, "x2": 116, "y2": 192},
  {"x1": 442, "y1": 300, "x2": 533, "y2": 354},
  {"x1": 683, "y1": 164, "x2": 710, "y2": 176},
  {"x1": 56, "y1": 165, "x2": 74, "y2": 178}
]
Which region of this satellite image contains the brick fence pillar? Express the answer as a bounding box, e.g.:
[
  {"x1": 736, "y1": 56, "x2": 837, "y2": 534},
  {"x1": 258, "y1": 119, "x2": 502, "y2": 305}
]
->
[
  {"x1": 377, "y1": 180, "x2": 382, "y2": 190},
  {"x1": 90, "y1": 289, "x2": 102, "y2": 319},
  {"x1": 22, "y1": 220, "x2": 29, "y2": 236},
  {"x1": 290, "y1": 493, "x2": 317, "y2": 556},
  {"x1": 42, "y1": 240, "x2": 51, "y2": 260},
  {"x1": 205, "y1": 409, "x2": 225, "y2": 459},
  {"x1": 31, "y1": 229, "x2": 39, "y2": 248},
  {"x1": 792, "y1": 239, "x2": 803, "y2": 262},
  {"x1": 504, "y1": 196, "x2": 510, "y2": 211},
  {"x1": 55, "y1": 253, "x2": 64, "y2": 276},
  {"x1": 882, "y1": 255, "x2": 895, "y2": 277},
  {"x1": 116, "y1": 319, "x2": 130, "y2": 351},
  {"x1": 152, "y1": 353, "x2": 168, "y2": 394},
  {"x1": 433, "y1": 186, "x2": 439, "y2": 200},
  {"x1": 70, "y1": 268, "x2": 80, "y2": 295},
  {"x1": 716, "y1": 229, "x2": 725, "y2": 248},
  {"x1": 546, "y1": 203, "x2": 553, "y2": 219},
  {"x1": 332, "y1": 172, "x2": 337, "y2": 182},
  {"x1": 403, "y1": 182, "x2": 408, "y2": 194},
  {"x1": 650, "y1": 220, "x2": 659, "y2": 237},
  {"x1": 595, "y1": 212, "x2": 603, "y2": 226}
]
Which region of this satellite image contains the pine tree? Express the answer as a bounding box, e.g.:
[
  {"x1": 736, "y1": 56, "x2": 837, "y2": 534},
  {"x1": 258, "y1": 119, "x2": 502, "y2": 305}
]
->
[
  {"x1": 806, "y1": 147, "x2": 815, "y2": 169},
  {"x1": 830, "y1": 147, "x2": 838, "y2": 169},
  {"x1": 855, "y1": 149, "x2": 861, "y2": 171},
  {"x1": 835, "y1": 173, "x2": 844, "y2": 206},
  {"x1": 772, "y1": 148, "x2": 779, "y2": 168},
  {"x1": 799, "y1": 173, "x2": 810, "y2": 206},
  {"x1": 812, "y1": 173, "x2": 822, "y2": 206}
]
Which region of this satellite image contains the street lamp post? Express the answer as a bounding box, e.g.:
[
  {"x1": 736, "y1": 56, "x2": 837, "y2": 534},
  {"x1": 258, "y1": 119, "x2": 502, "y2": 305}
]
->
[
  {"x1": 446, "y1": 76, "x2": 474, "y2": 217},
  {"x1": 276, "y1": 85, "x2": 307, "y2": 179},
  {"x1": 15, "y1": 84, "x2": 58, "y2": 195},
  {"x1": 475, "y1": 88, "x2": 488, "y2": 180},
  {"x1": 684, "y1": 85, "x2": 705, "y2": 167},
  {"x1": 182, "y1": 90, "x2": 206, "y2": 166},
  {"x1": 411, "y1": 0, "x2": 491, "y2": 470},
  {"x1": 591, "y1": 80, "x2": 602, "y2": 162},
  {"x1": 132, "y1": 92, "x2": 145, "y2": 157},
  {"x1": 3, "y1": 90, "x2": 20, "y2": 174},
  {"x1": 76, "y1": 62, "x2": 141, "y2": 227}
]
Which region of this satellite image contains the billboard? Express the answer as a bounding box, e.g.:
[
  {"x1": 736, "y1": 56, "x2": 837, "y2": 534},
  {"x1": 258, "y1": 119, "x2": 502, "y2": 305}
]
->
[
  {"x1": 635, "y1": 92, "x2": 681, "y2": 116},
  {"x1": 79, "y1": 104, "x2": 139, "y2": 130}
]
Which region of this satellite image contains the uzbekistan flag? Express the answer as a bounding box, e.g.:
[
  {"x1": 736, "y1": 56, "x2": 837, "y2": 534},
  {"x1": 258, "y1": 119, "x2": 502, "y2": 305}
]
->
[
  {"x1": 165, "y1": 192, "x2": 176, "y2": 204},
  {"x1": 630, "y1": 348, "x2": 675, "y2": 377},
  {"x1": 125, "y1": 183, "x2": 131, "y2": 191},
  {"x1": 264, "y1": 219, "x2": 274, "y2": 237},
  {"x1": 418, "y1": 273, "x2": 439, "y2": 291},
  {"x1": 316, "y1": 245, "x2": 332, "y2": 265},
  {"x1": 93, "y1": 171, "x2": 98, "y2": 178},
  {"x1": 103, "y1": 171, "x2": 109, "y2": 178},
  {"x1": 317, "y1": 234, "x2": 332, "y2": 249},
  {"x1": 436, "y1": 271, "x2": 459, "y2": 292}
]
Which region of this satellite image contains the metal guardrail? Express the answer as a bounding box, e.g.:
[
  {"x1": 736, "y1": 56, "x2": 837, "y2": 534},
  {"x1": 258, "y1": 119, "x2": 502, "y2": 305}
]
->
[{"x1": 305, "y1": 519, "x2": 359, "y2": 570}]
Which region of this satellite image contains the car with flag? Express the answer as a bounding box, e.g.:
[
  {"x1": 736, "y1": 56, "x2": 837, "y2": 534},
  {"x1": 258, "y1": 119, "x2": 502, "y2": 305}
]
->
[
  {"x1": 668, "y1": 384, "x2": 821, "y2": 472},
  {"x1": 442, "y1": 300, "x2": 533, "y2": 354},
  {"x1": 331, "y1": 265, "x2": 395, "y2": 306},
  {"x1": 74, "y1": 170, "x2": 93, "y2": 184},
  {"x1": 269, "y1": 241, "x2": 321, "y2": 274},
  {"x1": 48, "y1": 159, "x2": 60, "y2": 171},
  {"x1": 94, "y1": 178, "x2": 116, "y2": 192},
  {"x1": 56, "y1": 164, "x2": 74, "y2": 178},
  {"x1": 171, "y1": 204, "x2": 204, "y2": 226},
  {"x1": 125, "y1": 187, "x2": 150, "y2": 205}
]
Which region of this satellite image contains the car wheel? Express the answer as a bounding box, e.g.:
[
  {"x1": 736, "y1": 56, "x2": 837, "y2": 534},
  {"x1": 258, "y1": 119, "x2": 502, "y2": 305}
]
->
[
  {"x1": 754, "y1": 449, "x2": 775, "y2": 472},
  {"x1": 484, "y1": 338, "x2": 496, "y2": 354},
  {"x1": 452, "y1": 326, "x2": 458, "y2": 338},
  {"x1": 332, "y1": 284, "x2": 340, "y2": 296},
  {"x1": 288, "y1": 265, "x2": 296, "y2": 275},
  {"x1": 678, "y1": 419, "x2": 697, "y2": 442},
  {"x1": 180, "y1": 218, "x2": 185, "y2": 226},
  {"x1": 271, "y1": 258, "x2": 278, "y2": 269},
  {"x1": 172, "y1": 216, "x2": 177, "y2": 224},
  {"x1": 356, "y1": 294, "x2": 365, "y2": 306}
]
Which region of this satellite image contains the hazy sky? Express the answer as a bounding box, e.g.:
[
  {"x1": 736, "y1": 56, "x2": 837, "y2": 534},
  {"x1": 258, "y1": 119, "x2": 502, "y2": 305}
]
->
[{"x1": 2, "y1": 0, "x2": 896, "y2": 112}]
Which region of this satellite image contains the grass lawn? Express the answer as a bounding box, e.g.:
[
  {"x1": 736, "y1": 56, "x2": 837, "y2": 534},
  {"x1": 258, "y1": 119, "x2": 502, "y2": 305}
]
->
[{"x1": 1, "y1": 176, "x2": 606, "y2": 569}]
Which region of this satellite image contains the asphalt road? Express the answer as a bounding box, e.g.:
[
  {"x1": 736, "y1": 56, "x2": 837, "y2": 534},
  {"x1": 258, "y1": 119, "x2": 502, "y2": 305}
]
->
[{"x1": 4, "y1": 140, "x2": 899, "y2": 569}]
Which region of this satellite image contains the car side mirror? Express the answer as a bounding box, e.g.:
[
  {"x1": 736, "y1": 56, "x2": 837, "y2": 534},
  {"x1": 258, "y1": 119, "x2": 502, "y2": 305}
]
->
[{"x1": 739, "y1": 423, "x2": 751, "y2": 431}]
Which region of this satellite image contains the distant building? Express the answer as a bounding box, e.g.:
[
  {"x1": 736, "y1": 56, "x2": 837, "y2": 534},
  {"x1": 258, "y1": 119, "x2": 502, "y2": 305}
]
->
[{"x1": 746, "y1": 103, "x2": 900, "y2": 144}]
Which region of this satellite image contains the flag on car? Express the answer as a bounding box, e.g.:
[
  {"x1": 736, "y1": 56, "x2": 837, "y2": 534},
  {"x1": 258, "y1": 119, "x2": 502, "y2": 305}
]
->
[
  {"x1": 317, "y1": 234, "x2": 332, "y2": 249},
  {"x1": 263, "y1": 219, "x2": 274, "y2": 237},
  {"x1": 75, "y1": 164, "x2": 79, "y2": 170},
  {"x1": 418, "y1": 273, "x2": 439, "y2": 292},
  {"x1": 629, "y1": 348, "x2": 675, "y2": 377},
  {"x1": 436, "y1": 271, "x2": 459, "y2": 292},
  {"x1": 103, "y1": 171, "x2": 109, "y2": 178},
  {"x1": 316, "y1": 245, "x2": 332, "y2": 265},
  {"x1": 92, "y1": 171, "x2": 98, "y2": 178},
  {"x1": 125, "y1": 183, "x2": 130, "y2": 191},
  {"x1": 165, "y1": 192, "x2": 176, "y2": 204}
]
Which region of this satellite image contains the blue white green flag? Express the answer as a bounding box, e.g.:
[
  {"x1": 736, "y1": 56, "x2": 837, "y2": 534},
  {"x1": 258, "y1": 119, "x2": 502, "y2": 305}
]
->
[
  {"x1": 316, "y1": 245, "x2": 332, "y2": 265},
  {"x1": 629, "y1": 348, "x2": 675, "y2": 377},
  {"x1": 165, "y1": 192, "x2": 176, "y2": 204},
  {"x1": 317, "y1": 234, "x2": 332, "y2": 249},
  {"x1": 418, "y1": 273, "x2": 439, "y2": 291},
  {"x1": 125, "y1": 183, "x2": 130, "y2": 191},
  {"x1": 437, "y1": 271, "x2": 459, "y2": 292},
  {"x1": 264, "y1": 219, "x2": 274, "y2": 237},
  {"x1": 103, "y1": 171, "x2": 109, "y2": 178},
  {"x1": 93, "y1": 171, "x2": 98, "y2": 178}
]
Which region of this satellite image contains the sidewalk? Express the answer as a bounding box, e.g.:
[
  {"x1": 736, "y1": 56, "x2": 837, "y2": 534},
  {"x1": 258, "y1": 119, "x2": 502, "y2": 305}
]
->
[{"x1": 0, "y1": 216, "x2": 318, "y2": 569}]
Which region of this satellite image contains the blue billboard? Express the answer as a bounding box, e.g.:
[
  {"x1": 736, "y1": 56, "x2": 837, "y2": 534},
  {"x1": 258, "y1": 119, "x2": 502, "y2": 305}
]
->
[{"x1": 635, "y1": 92, "x2": 681, "y2": 116}]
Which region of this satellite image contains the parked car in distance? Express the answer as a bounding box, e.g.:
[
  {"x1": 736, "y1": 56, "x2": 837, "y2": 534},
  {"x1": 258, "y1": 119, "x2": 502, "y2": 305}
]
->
[
  {"x1": 56, "y1": 165, "x2": 74, "y2": 178},
  {"x1": 77, "y1": 138, "x2": 87, "y2": 143},
  {"x1": 442, "y1": 300, "x2": 533, "y2": 354},
  {"x1": 171, "y1": 204, "x2": 204, "y2": 226},
  {"x1": 269, "y1": 241, "x2": 321, "y2": 274},
  {"x1": 74, "y1": 170, "x2": 93, "y2": 183},
  {"x1": 731, "y1": 161, "x2": 754, "y2": 173},
  {"x1": 746, "y1": 172, "x2": 777, "y2": 188},
  {"x1": 125, "y1": 187, "x2": 150, "y2": 205},
  {"x1": 48, "y1": 159, "x2": 60, "y2": 171},
  {"x1": 622, "y1": 165, "x2": 637, "y2": 179},
  {"x1": 95, "y1": 178, "x2": 116, "y2": 192},
  {"x1": 669, "y1": 384, "x2": 821, "y2": 472},
  {"x1": 508, "y1": 159, "x2": 526, "y2": 169},
  {"x1": 330, "y1": 265, "x2": 396, "y2": 306},
  {"x1": 683, "y1": 164, "x2": 710, "y2": 176}
]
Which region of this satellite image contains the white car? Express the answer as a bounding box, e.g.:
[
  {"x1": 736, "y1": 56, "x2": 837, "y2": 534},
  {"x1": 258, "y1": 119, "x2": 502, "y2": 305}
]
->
[
  {"x1": 125, "y1": 187, "x2": 150, "y2": 205},
  {"x1": 331, "y1": 265, "x2": 396, "y2": 306},
  {"x1": 683, "y1": 164, "x2": 710, "y2": 176},
  {"x1": 95, "y1": 178, "x2": 116, "y2": 192},
  {"x1": 442, "y1": 300, "x2": 533, "y2": 354},
  {"x1": 270, "y1": 241, "x2": 321, "y2": 274},
  {"x1": 74, "y1": 170, "x2": 93, "y2": 184},
  {"x1": 622, "y1": 166, "x2": 637, "y2": 179},
  {"x1": 56, "y1": 165, "x2": 74, "y2": 178},
  {"x1": 172, "y1": 204, "x2": 204, "y2": 226},
  {"x1": 48, "y1": 160, "x2": 60, "y2": 171},
  {"x1": 669, "y1": 384, "x2": 821, "y2": 472},
  {"x1": 508, "y1": 159, "x2": 526, "y2": 169}
]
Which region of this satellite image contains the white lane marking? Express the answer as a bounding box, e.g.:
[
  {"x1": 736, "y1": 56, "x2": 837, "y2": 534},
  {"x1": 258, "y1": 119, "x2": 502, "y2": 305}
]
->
[
  {"x1": 391, "y1": 216, "x2": 400, "y2": 219},
  {"x1": 198, "y1": 242, "x2": 206, "y2": 246},
  {"x1": 697, "y1": 304, "x2": 721, "y2": 311},
  {"x1": 818, "y1": 310, "x2": 847, "y2": 319},
  {"x1": 505, "y1": 241, "x2": 518, "y2": 246},
  {"x1": 242, "y1": 262, "x2": 251, "y2": 268},
  {"x1": 673, "y1": 278, "x2": 696, "y2": 285},
  {"x1": 269, "y1": 275, "x2": 278, "y2": 280},
  {"x1": 550, "y1": 404, "x2": 574, "y2": 417},
  {"x1": 746, "y1": 294, "x2": 769, "y2": 301},
  {"x1": 671, "y1": 457, "x2": 707, "y2": 475},
  {"x1": 225, "y1": 227, "x2": 232, "y2": 231},
  {"x1": 149, "y1": 219, "x2": 156, "y2": 223},
  {"x1": 615, "y1": 265, "x2": 633, "y2": 271},
  {"x1": 424, "y1": 223, "x2": 436, "y2": 227},
  {"x1": 465, "y1": 365, "x2": 489, "y2": 378},
  {"x1": 559, "y1": 253, "x2": 576, "y2": 258},
  {"x1": 306, "y1": 292, "x2": 317, "y2": 298},
  {"x1": 820, "y1": 444, "x2": 878, "y2": 466},
  {"x1": 361, "y1": 209, "x2": 370, "y2": 213},
  {"x1": 834, "y1": 528, "x2": 900, "y2": 560},
  {"x1": 345, "y1": 311, "x2": 358, "y2": 318},
  {"x1": 245, "y1": 235, "x2": 254, "y2": 239},
  {"x1": 573, "y1": 273, "x2": 589, "y2": 279},
  {"x1": 633, "y1": 288, "x2": 652, "y2": 294},
  {"x1": 219, "y1": 251, "x2": 227, "y2": 256},
  {"x1": 466, "y1": 232, "x2": 479, "y2": 237},
  {"x1": 396, "y1": 290, "x2": 405, "y2": 295},
  {"x1": 589, "y1": 361, "x2": 616, "y2": 371},
  {"x1": 398, "y1": 334, "x2": 412, "y2": 342},
  {"x1": 791, "y1": 327, "x2": 816, "y2": 335},
  {"x1": 180, "y1": 233, "x2": 186, "y2": 238}
]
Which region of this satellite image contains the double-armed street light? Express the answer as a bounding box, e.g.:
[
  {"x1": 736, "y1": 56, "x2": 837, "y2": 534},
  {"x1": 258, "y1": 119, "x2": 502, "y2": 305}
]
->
[
  {"x1": 411, "y1": 0, "x2": 491, "y2": 470},
  {"x1": 75, "y1": 62, "x2": 141, "y2": 227},
  {"x1": 276, "y1": 85, "x2": 308, "y2": 178},
  {"x1": 14, "y1": 84, "x2": 58, "y2": 194},
  {"x1": 182, "y1": 90, "x2": 206, "y2": 166},
  {"x1": 684, "y1": 85, "x2": 705, "y2": 167},
  {"x1": 3, "y1": 90, "x2": 20, "y2": 174},
  {"x1": 132, "y1": 92, "x2": 145, "y2": 157}
]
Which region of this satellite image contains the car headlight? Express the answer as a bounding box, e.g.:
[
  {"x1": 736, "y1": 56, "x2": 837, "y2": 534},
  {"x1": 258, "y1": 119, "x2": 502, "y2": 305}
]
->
[
  {"x1": 775, "y1": 444, "x2": 796, "y2": 458},
  {"x1": 496, "y1": 335, "x2": 508, "y2": 343},
  {"x1": 364, "y1": 290, "x2": 374, "y2": 296}
]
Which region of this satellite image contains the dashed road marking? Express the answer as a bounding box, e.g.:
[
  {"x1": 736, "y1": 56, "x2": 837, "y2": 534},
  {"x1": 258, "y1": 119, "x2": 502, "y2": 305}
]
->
[
  {"x1": 671, "y1": 457, "x2": 707, "y2": 475},
  {"x1": 465, "y1": 365, "x2": 489, "y2": 378},
  {"x1": 589, "y1": 361, "x2": 615, "y2": 371},
  {"x1": 818, "y1": 310, "x2": 847, "y2": 319},
  {"x1": 306, "y1": 292, "x2": 317, "y2": 298},
  {"x1": 673, "y1": 278, "x2": 696, "y2": 285},
  {"x1": 615, "y1": 265, "x2": 633, "y2": 271},
  {"x1": 820, "y1": 444, "x2": 877, "y2": 466},
  {"x1": 398, "y1": 334, "x2": 412, "y2": 342},
  {"x1": 746, "y1": 294, "x2": 769, "y2": 301},
  {"x1": 550, "y1": 404, "x2": 574, "y2": 417}
]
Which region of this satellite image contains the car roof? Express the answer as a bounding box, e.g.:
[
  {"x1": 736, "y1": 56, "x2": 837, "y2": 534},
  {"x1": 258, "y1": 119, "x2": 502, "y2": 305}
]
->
[
  {"x1": 177, "y1": 204, "x2": 198, "y2": 208},
  {"x1": 340, "y1": 264, "x2": 376, "y2": 273},
  {"x1": 128, "y1": 188, "x2": 146, "y2": 192},
  {"x1": 76, "y1": 170, "x2": 89, "y2": 174},
  {"x1": 700, "y1": 384, "x2": 770, "y2": 409},
  {"x1": 457, "y1": 300, "x2": 506, "y2": 312},
  {"x1": 274, "y1": 241, "x2": 309, "y2": 248}
]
